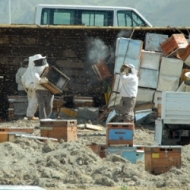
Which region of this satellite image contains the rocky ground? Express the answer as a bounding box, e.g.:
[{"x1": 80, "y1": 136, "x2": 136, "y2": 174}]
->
[{"x1": 0, "y1": 119, "x2": 189, "y2": 190}]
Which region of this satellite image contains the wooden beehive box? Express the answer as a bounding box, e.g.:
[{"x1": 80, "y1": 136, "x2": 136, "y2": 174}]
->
[
  {"x1": 0, "y1": 132, "x2": 12, "y2": 143},
  {"x1": 40, "y1": 66, "x2": 70, "y2": 94},
  {"x1": 40, "y1": 119, "x2": 77, "y2": 142},
  {"x1": 106, "y1": 122, "x2": 134, "y2": 146},
  {"x1": 7, "y1": 108, "x2": 14, "y2": 120},
  {"x1": 106, "y1": 146, "x2": 137, "y2": 164},
  {"x1": 73, "y1": 96, "x2": 93, "y2": 108},
  {"x1": 86, "y1": 143, "x2": 107, "y2": 158},
  {"x1": 180, "y1": 68, "x2": 190, "y2": 83},
  {"x1": 0, "y1": 127, "x2": 34, "y2": 134},
  {"x1": 144, "y1": 146, "x2": 181, "y2": 175},
  {"x1": 92, "y1": 62, "x2": 111, "y2": 81},
  {"x1": 86, "y1": 143, "x2": 100, "y2": 155},
  {"x1": 176, "y1": 43, "x2": 190, "y2": 61},
  {"x1": 160, "y1": 34, "x2": 188, "y2": 56}
]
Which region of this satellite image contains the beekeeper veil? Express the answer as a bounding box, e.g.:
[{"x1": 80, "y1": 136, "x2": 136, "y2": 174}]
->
[
  {"x1": 32, "y1": 54, "x2": 49, "y2": 76},
  {"x1": 124, "y1": 64, "x2": 137, "y2": 75},
  {"x1": 21, "y1": 55, "x2": 35, "y2": 89}
]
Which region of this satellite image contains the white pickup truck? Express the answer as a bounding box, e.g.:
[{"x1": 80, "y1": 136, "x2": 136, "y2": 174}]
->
[{"x1": 154, "y1": 91, "x2": 190, "y2": 145}]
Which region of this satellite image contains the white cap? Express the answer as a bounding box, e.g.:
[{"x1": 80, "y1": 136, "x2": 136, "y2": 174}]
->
[{"x1": 33, "y1": 54, "x2": 46, "y2": 61}]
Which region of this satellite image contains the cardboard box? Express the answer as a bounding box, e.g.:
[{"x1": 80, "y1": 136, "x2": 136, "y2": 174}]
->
[
  {"x1": 145, "y1": 146, "x2": 181, "y2": 174},
  {"x1": 40, "y1": 119, "x2": 77, "y2": 142}
]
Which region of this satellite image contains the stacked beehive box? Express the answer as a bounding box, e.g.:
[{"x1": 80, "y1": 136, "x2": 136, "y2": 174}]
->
[
  {"x1": 138, "y1": 33, "x2": 189, "y2": 121},
  {"x1": 105, "y1": 122, "x2": 144, "y2": 164}
]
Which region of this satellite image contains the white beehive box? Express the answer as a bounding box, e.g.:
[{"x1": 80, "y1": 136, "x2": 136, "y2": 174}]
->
[
  {"x1": 111, "y1": 73, "x2": 121, "y2": 92},
  {"x1": 138, "y1": 68, "x2": 159, "y2": 89},
  {"x1": 153, "y1": 91, "x2": 162, "y2": 108},
  {"x1": 161, "y1": 91, "x2": 190, "y2": 124},
  {"x1": 136, "y1": 88, "x2": 155, "y2": 105},
  {"x1": 115, "y1": 37, "x2": 143, "y2": 59},
  {"x1": 160, "y1": 57, "x2": 183, "y2": 77},
  {"x1": 114, "y1": 37, "x2": 143, "y2": 74},
  {"x1": 145, "y1": 33, "x2": 168, "y2": 52},
  {"x1": 141, "y1": 50, "x2": 162, "y2": 70},
  {"x1": 114, "y1": 56, "x2": 140, "y2": 73},
  {"x1": 157, "y1": 74, "x2": 180, "y2": 91}
]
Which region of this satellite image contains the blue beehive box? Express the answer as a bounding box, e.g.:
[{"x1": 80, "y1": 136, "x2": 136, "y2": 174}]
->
[
  {"x1": 109, "y1": 129, "x2": 133, "y2": 140},
  {"x1": 107, "y1": 128, "x2": 133, "y2": 146},
  {"x1": 106, "y1": 146, "x2": 137, "y2": 164},
  {"x1": 136, "y1": 149, "x2": 144, "y2": 163}
]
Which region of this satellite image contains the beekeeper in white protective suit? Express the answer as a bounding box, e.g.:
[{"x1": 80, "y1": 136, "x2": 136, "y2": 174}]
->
[
  {"x1": 31, "y1": 54, "x2": 54, "y2": 119},
  {"x1": 15, "y1": 58, "x2": 28, "y2": 96},
  {"x1": 22, "y1": 56, "x2": 38, "y2": 120},
  {"x1": 119, "y1": 63, "x2": 138, "y2": 122}
]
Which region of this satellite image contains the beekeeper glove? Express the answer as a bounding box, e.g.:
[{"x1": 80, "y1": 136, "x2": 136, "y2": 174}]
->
[{"x1": 40, "y1": 77, "x2": 48, "y2": 83}]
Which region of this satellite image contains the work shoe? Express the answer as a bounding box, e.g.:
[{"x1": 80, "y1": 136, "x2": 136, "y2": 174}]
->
[{"x1": 27, "y1": 116, "x2": 39, "y2": 120}]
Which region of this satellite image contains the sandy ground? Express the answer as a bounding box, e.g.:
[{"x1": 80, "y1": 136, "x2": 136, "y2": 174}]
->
[{"x1": 0, "y1": 119, "x2": 189, "y2": 190}]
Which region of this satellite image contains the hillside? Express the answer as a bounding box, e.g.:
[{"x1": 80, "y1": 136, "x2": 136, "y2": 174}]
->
[{"x1": 0, "y1": 0, "x2": 190, "y2": 27}]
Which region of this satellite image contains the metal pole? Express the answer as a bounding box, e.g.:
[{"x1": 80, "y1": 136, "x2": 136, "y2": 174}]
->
[{"x1": 8, "y1": 0, "x2": 11, "y2": 24}]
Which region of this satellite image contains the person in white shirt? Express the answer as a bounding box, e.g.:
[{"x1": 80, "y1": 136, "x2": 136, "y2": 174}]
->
[
  {"x1": 119, "y1": 63, "x2": 138, "y2": 122},
  {"x1": 15, "y1": 58, "x2": 28, "y2": 95}
]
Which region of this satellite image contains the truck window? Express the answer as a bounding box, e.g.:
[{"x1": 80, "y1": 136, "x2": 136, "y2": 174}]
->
[
  {"x1": 41, "y1": 8, "x2": 113, "y2": 26},
  {"x1": 117, "y1": 10, "x2": 148, "y2": 27},
  {"x1": 41, "y1": 8, "x2": 75, "y2": 25},
  {"x1": 81, "y1": 10, "x2": 113, "y2": 26},
  {"x1": 54, "y1": 10, "x2": 75, "y2": 25}
]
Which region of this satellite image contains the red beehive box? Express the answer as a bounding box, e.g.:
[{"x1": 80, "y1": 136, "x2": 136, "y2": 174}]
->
[
  {"x1": 86, "y1": 143, "x2": 107, "y2": 158},
  {"x1": 40, "y1": 119, "x2": 77, "y2": 142},
  {"x1": 106, "y1": 122, "x2": 134, "y2": 146},
  {"x1": 177, "y1": 43, "x2": 190, "y2": 61},
  {"x1": 160, "y1": 34, "x2": 188, "y2": 56},
  {"x1": 144, "y1": 146, "x2": 181, "y2": 175},
  {"x1": 92, "y1": 62, "x2": 112, "y2": 81},
  {"x1": 87, "y1": 143, "x2": 100, "y2": 155}
]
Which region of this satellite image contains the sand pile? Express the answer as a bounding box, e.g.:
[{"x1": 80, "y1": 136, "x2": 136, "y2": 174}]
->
[{"x1": 0, "y1": 120, "x2": 189, "y2": 190}]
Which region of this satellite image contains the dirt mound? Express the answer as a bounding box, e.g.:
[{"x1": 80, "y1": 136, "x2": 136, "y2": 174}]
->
[{"x1": 0, "y1": 120, "x2": 189, "y2": 190}]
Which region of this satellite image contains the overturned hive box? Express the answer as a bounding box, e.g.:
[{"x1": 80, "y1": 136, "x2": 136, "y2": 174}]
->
[
  {"x1": 40, "y1": 66, "x2": 70, "y2": 94},
  {"x1": 92, "y1": 62, "x2": 111, "y2": 81},
  {"x1": 160, "y1": 34, "x2": 188, "y2": 56}
]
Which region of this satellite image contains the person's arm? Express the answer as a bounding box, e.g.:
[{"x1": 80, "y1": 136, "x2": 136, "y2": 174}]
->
[
  {"x1": 33, "y1": 72, "x2": 48, "y2": 84},
  {"x1": 15, "y1": 69, "x2": 22, "y2": 84},
  {"x1": 120, "y1": 74, "x2": 133, "y2": 84}
]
